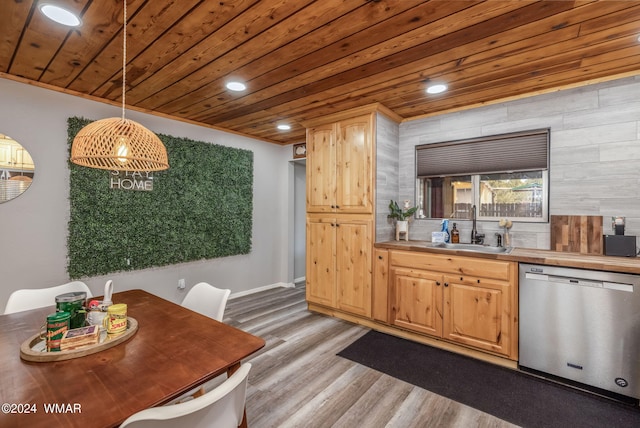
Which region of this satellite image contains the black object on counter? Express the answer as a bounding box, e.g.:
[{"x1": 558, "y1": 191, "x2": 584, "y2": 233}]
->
[{"x1": 603, "y1": 235, "x2": 637, "y2": 257}]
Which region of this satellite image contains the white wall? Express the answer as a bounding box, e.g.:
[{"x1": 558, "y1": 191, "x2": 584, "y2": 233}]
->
[
  {"x1": 293, "y1": 161, "x2": 306, "y2": 282},
  {"x1": 0, "y1": 78, "x2": 293, "y2": 309},
  {"x1": 398, "y1": 75, "x2": 640, "y2": 250}
]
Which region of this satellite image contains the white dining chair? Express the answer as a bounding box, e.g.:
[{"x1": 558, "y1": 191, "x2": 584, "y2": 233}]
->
[
  {"x1": 181, "y1": 282, "x2": 231, "y2": 322},
  {"x1": 119, "y1": 363, "x2": 252, "y2": 428},
  {"x1": 176, "y1": 282, "x2": 233, "y2": 400},
  {"x1": 3, "y1": 281, "x2": 93, "y2": 314}
]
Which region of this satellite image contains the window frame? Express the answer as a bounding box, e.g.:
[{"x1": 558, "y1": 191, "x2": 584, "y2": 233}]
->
[{"x1": 414, "y1": 129, "x2": 550, "y2": 223}]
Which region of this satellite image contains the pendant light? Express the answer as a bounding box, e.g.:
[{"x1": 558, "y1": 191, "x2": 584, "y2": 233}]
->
[
  {"x1": 9, "y1": 147, "x2": 32, "y2": 183},
  {"x1": 71, "y1": 0, "x2": 169, "y2": 172}
]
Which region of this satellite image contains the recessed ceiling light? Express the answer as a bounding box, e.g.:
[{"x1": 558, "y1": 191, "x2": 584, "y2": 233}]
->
[
  {"x1": 39, "y1": 4, "x2": 82, "y2": 27},
  {"x1": 426, "y1": 84, "x2": 447, "y2": 94},
  {"x1": 226, "y1": 81, "x2": 247, "y2": 92},
  {"x1": 277, "y1": 124, "x2": 291, "y2": 131}
]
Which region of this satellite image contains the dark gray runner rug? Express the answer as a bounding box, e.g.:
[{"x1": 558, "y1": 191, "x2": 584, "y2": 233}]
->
[{"x1": 337, "y1": 330, "x2": 640, "y2": 428}]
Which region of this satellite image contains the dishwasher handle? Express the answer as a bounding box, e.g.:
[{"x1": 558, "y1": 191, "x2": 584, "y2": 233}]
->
[
  {"x1": 524, "y1": 272, "x2": 633, "y2": 291},
  {"x1": 526, "y1": 272, "x2": 603, "y2": 287}
]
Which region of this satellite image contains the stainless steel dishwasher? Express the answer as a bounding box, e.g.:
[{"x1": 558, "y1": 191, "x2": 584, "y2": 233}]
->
[{"x1": 519, "y1": 263, "x2": 640, "y2": 400}]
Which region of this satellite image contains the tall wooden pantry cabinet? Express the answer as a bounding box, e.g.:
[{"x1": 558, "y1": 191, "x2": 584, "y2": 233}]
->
[{"x1": 304, "y1": 105, "x2": 399, "y2": 320}]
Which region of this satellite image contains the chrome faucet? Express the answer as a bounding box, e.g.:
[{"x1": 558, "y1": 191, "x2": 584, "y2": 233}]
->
[{"x1": 470, "y1": 205, "x2": 485, "y2": 244}]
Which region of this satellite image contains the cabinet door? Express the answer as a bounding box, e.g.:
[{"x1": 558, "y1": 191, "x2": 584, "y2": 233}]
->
[
  {"x1": 372, "y1": 249, "x2": 389, "y2": 323},
  {"x1": 443, "y1": 275, "x2": 512, "y2": 357},
  {"x1": 306, "y1": 217, "x2": 336, "y2": 307},
  {"x1": 335, "y1": 115, "x2": 373, "y2": 213},
  {"x1": 306, "y1": 124, "x2": 336, "y2": 213},
  {"x1": 336, "y1": 219, "x2": 372, "y2": 317},
  {"x1": 390, "y1": 267, "x2": 442, "y2": 337}
]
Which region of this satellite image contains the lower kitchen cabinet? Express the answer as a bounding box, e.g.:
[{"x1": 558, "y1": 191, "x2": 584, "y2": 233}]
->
[
  {"x1": 306, "y1": 215, "x2": 372, "y2": 318},
  {"x1": 388, "y1": 250, "x2": 518, "y2": 359},
  {"x1": 372, "y1": 249, "x2": 389, "y2": 322},
  {"x1": 390, "y1": 267, "x2": 442, "y2": 336},
  {"x1": 443, "y1": 274, "x2": 513, "y2": 356},
  {"x1": 306, "y1": 218, "x2": 336, "y2": 308}
]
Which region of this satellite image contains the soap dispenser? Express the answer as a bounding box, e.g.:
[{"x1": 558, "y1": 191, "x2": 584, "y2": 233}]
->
[{"x1": 441, "y1": 219, "x2": 450, "y2": 243}]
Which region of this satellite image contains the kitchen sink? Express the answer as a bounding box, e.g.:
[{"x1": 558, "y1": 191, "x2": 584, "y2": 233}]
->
[{"x1": 432, "y1": 242, "x2": 510, "y2": 254}]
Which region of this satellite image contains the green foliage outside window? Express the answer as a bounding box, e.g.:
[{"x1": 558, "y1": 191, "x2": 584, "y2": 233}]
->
[{"x1": 67, "y1": 117, "x2": 253, "y2": 279}]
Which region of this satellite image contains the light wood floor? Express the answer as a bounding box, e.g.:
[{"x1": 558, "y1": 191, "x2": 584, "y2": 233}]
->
[{"x1": 224, "y1": 284, "x2": 518, "y2": 428}]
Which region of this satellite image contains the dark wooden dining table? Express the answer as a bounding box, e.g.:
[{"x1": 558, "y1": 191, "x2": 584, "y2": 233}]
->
[{"x1": 0, "y1": 289, "x2": 265, "y2": 428}]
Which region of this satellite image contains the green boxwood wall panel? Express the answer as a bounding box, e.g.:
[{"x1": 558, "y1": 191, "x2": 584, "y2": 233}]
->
[{"x1": 67, "y1": 117, "x2": 253, "y2": 279}]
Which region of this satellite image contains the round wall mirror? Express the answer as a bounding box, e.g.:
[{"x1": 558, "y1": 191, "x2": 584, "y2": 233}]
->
[{"x1": 0, "y1": 134, "x2": 35, "y2": 203}]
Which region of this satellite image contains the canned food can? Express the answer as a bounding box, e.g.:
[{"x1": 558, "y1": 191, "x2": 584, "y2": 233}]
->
[
  {"x1": 46, "y1": 312, "x2": 71, "y2": 352},
  {"x1": 56, "y1": 291, "x2": 87, "y2": 329},
  {"x1": 103, "y1": 303, "x2": 127, "y2": 336}
]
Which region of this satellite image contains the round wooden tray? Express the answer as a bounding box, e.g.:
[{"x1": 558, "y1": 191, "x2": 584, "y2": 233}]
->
[{"x1": 20, "y1": 317, "x2": 138, "y2": 362}]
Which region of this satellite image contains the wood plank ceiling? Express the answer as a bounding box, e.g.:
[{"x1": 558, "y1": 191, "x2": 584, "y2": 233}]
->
[{"x1": 2, "y1": 0, "x2": 640, "y2": 145}]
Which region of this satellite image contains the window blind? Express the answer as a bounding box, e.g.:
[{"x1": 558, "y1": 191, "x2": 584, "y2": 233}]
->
[{"x1": 416, "y1": 128, "x2": 549, "y2": 178}]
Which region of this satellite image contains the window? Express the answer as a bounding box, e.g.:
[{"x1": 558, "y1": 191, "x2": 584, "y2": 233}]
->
[{"x1": 415, "y1": 129, "x2": 549, "y2": 222}]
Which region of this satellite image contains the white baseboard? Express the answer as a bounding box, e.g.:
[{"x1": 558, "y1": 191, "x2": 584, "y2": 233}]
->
[
  {"x1": 294, "y1": 276, "x2": 306, "y2": 284},
  {"x1": 229, "y1": 282, "x2": 295, "y2": 299}
]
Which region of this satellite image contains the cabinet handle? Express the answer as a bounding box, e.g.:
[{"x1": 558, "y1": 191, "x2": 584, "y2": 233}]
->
[
  {"x1": 477, "y1": 279, "x2": 480, "y2": 283},
  {"x1": 378, "y1": 256, "x2": 383, "y2": 260},
  {"x1": 331, "y1": 205, "x2": 335, "y2": 209},
  {"x1": 436, "y1": 281, "x2": 441, "y2": 286},
  {"x1": 444, "y1": 282, "x2": 449, "y2": 287},
  {"x1": 460, "y1": 276, "x2": 463, "y2": 281},
  {"x1": 336, "y1": 205, "x2": 340, "y2": 208}
]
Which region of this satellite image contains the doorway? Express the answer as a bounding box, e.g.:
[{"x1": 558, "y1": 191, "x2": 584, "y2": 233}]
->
[{"x1": 292, "y1": 160, "x2": 306, "y2": 285}]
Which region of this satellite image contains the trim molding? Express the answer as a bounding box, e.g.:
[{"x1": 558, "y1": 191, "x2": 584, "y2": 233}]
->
[
  {"x1": 403, "y1": 70, "x2": 640, "y2": 124},
  {"x1": 0, "y1": 73, "x2": 284, "y2": 146},
  {"x1": 301, "y1": 103, "x2": 402, "y2": 128},
  {"x1": 229, "y1": 282, "x2": 295, "y2": 299}
]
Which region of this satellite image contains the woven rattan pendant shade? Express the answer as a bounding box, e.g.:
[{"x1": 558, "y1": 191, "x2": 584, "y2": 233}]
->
[
  {"x1": 9, "y1": 175, "x2": 32, "y2": 182},
  {"x1": 71, "y1": 118, "x2": 168, "y2": 171},
  {"x1": 70, "y1": 0, "x2": 168, "y2": 172}
]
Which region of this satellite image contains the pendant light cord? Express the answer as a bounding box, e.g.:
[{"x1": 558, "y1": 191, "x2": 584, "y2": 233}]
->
[{"x1": 121, "y1": 0, "x2": 127, "y2": 121}]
